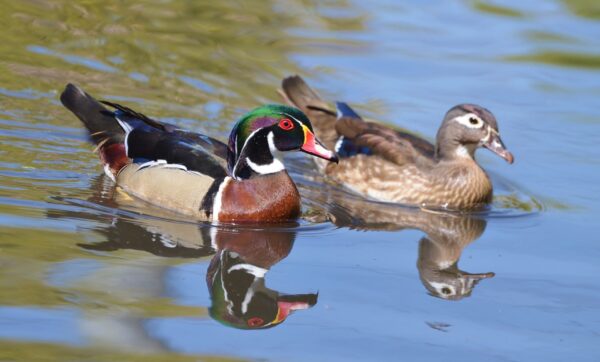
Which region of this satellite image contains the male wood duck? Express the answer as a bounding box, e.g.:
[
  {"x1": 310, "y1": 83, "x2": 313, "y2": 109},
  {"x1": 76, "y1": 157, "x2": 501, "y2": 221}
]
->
[
  {"x1": 60, "y1": 84, "x2": 338, "y2": 222},
  {"x1": 279, "y1": 76, "x2": 514, "y2": 210}
]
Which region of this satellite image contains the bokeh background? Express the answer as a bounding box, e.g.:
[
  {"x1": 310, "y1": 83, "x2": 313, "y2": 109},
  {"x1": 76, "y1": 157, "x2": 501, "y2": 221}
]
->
[{"x1": 1, "y1": 1, "x2": 599, "y2": 361}]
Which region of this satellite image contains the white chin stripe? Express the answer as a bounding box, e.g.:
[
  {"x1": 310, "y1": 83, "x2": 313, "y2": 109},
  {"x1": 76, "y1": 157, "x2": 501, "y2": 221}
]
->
[
  {"x1": 247, "y1": 132, "x2": 286, "y2": 174},
  {"x1": 456, "y1": 145, "x2": 475, "y2": 158},
  {"x1": 246, "y1": 157, "x2": 285, "y2": 175},
  {"x1": 228, "y1": 263, "x2": 268, "y2": 278}
]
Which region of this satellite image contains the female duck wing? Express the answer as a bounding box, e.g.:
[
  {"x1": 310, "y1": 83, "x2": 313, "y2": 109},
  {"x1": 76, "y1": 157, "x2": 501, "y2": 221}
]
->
[
  {"x1": 280, "y1": 76, "x2": 435, "y2": 165},
  {"x1": 101, "y1": 101, "x2": 228, "y2": 179},
  {"x1": 334, "y1": 102, "x2": 435, "y2": 166}
]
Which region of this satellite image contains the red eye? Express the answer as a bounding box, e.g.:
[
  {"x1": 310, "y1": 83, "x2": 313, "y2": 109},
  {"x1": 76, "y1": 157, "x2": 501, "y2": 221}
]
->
[
  {"x1": 247, "y1": 317, "x2": 264, "y2": 327},
  {"x1": 278, "y1": 118, "x2": 294, "y2": 131}
]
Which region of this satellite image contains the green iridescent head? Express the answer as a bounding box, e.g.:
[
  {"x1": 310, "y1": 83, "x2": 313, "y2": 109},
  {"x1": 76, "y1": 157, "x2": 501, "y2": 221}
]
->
[
  {"x1": 208, "y1": 250, "x2": 318, "y2": 330},
  {"x1": 226, "y1": 104, "x2": 337, "y2": 178}
]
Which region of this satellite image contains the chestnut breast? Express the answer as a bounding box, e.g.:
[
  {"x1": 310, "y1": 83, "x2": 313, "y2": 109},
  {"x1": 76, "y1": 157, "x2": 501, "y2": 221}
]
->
[{"x1": 218, "y1": 171, "x2": 301, "y2": 222}]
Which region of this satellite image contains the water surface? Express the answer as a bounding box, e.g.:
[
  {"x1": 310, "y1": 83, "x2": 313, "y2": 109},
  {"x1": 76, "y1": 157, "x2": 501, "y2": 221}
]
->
[{"x1": 1, "y1": 1, "x2": 599, "y2": 361}]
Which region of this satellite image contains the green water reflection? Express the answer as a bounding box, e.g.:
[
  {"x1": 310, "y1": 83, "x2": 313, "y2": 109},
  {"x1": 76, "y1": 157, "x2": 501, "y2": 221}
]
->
[{"x1": 1, "y1": 0, "x2": 599, "y2": 360}]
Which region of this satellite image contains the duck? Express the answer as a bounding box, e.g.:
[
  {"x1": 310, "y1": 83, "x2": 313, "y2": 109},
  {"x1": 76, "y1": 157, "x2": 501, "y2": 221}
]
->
[
  {"x1": 207, "y1": 228, "x2": 317, "y2": 329},
  {"x1": 308, "y1": 187, "x2": 494, "y2": 300},
  {"x1": 279, "y1": 76, "x2": 514, "y2": 210},
  {"x1": 60, "y1": 84, "x2": 338, "y2": 223}
]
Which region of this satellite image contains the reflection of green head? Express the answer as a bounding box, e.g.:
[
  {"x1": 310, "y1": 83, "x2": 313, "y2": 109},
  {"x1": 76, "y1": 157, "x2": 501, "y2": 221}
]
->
[{"x1": 207, "y1": 250, "x2": 317, "y2": 330}]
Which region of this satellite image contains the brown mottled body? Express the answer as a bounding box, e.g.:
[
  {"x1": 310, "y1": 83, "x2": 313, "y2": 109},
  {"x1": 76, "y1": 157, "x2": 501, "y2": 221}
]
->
[
  {"x1": 218, "y1": 171, "x2": 301, "y2": 222},
  {"x1": 326, "y1": 154, "x2": 492, "y2": 210}
]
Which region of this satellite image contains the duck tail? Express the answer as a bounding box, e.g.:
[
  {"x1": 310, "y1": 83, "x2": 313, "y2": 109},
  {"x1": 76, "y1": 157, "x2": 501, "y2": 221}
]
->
[
  {"x1": 60, "y1": 84, "x2": 129, "y2": 177},
  {"x1": 280, "y1": 76, "x2": 330, "y2": 112},
  {"x1": 279, "y1": 75, "x2": 339, "y2": 149}
]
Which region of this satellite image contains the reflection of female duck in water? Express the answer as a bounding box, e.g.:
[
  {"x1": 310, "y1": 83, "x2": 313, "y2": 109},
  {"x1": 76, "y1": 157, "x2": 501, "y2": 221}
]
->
[
  {"x1": 324, "y1": 194, "x2": 494, "y2": 300},
  {"x1": 415, "y1": 214, "x2": 494, "y2": 300},
  {"x1": 52, "y1": 175, "x2": 317, "y2": 329}
]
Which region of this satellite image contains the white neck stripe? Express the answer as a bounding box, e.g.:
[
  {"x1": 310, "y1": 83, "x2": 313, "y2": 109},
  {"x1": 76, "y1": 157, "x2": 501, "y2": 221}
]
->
[
  {"x1": 212, "y1": 176, "x2": 232, "y2": 223},
  {"x1": 233, "y1": 130, "x2": 286, "y2": 178},
  {"x1": 246, "y1": 157, "x2": 285, "y2": 175},
  {"x1": 232, "y1": 128, "x2": 261, "y2": 180}
]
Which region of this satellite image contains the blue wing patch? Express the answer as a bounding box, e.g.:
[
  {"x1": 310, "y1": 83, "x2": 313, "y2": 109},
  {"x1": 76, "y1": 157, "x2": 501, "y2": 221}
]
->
[
  {"x1": 335, "y1": 101, "x2": 362, "y2": 120},
  {"x1": 334, "y1": 136, "x2": 372, "y2": 158},
  {"x1": 334, "y1": 102, "x2": 371, "y2": 158}
]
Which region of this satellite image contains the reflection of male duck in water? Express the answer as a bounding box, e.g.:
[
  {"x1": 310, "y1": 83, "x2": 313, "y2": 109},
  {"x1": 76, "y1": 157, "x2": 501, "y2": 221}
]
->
[
  {"x1": 51, "y1": 174, "x2": 317, "y2": 329},
  {"x1": 324, "y1": 194, "x2": 494, "y2": 300},
  {"x1": 207, "y1": 228, "x2": 317, "y2": 329}
]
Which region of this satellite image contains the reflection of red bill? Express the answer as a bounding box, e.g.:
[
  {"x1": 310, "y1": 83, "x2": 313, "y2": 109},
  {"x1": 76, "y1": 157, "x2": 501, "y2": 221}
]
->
[
  {"x1": 301, "y1": 124, "x2": 338, "y2": 163},
  {"x1": 274, "y1": 301, "x2": 312, "y2": 324}
]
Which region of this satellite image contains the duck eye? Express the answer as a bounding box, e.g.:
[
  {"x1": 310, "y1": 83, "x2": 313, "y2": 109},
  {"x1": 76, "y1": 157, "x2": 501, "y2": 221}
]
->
[
  {"x1": 278, "y1": 118, "x2": 294, "y2": 131},
  {"x1": 247, "y1": 317, "x2": 264, "y2": 327},
  {"x1": 469, "y1": 117, "x2": 479, "y2": 125}
]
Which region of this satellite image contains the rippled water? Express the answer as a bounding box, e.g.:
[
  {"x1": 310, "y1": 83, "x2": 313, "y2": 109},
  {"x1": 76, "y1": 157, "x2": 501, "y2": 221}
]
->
[{"x1": 1, "y1": 1, "x2": 599, "y2": 361}]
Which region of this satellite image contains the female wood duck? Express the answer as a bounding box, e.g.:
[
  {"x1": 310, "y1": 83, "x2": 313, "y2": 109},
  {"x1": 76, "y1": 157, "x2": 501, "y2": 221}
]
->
[
  {"x1": 60, "y1": 84, "x2": 338, "y2": 222},
  {"x1": 279, "y1": 76, "x2": 514, "y2": 210}
]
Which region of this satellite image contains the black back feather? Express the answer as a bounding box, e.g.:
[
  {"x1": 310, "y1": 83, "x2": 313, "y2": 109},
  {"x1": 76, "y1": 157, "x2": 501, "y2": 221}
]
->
[{"x1": 101, "y1": 101, "x2": 229, "y2": 178}]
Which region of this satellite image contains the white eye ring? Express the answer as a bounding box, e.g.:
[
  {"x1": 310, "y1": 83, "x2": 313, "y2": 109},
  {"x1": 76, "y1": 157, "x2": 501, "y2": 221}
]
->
[
  {"x1": 428, "y1": 281, "x2": 457, "y2": 297},
  {"x1": 455, "y1": 113, "x2": 484, "y2": 129}
]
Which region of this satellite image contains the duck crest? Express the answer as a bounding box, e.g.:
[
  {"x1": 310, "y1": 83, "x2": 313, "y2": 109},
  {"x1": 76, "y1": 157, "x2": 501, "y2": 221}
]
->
[{"x1": 227, "y1": 104, "x2": 307, "y2": 179}]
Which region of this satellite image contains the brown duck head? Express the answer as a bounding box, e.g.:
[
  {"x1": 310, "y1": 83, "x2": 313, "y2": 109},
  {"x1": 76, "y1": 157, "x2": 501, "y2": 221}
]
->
[
  {"x1": 417, "y1": 215, "x2": 495, "y2": 301},
  {"x1": 435, "y1": 104, "x2": 514, "y2": 164}
]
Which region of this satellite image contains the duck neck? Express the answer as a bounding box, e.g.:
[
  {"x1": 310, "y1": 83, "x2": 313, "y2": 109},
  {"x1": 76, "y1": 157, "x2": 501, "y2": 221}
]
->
[
  {"x1": 229, "y1": 130, "x2": 285, "y2": 180},
  {"x1": 435, "y1": 139, "x2": 477, "y2": 163}
]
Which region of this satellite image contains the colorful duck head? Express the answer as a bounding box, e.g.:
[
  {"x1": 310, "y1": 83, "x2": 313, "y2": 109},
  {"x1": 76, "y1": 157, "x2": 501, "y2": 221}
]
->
[
  {"x1": 227, "y1": 104, "x2": 338, "y2": 180},
  {"x1": 436, "y1": 104, "x2": 514, "y2": 164}
]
